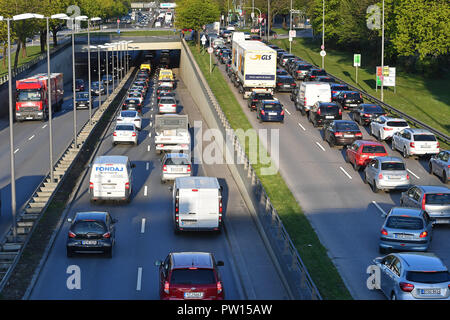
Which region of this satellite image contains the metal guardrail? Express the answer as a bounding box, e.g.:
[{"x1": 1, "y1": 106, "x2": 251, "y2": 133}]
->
[{"x1": 182, "y1": 39, "x2": 322, "y2": 300}]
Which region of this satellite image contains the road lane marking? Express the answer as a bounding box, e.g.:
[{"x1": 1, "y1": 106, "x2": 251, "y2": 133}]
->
[
  {"x1": 284, "y1": 108, "x2": 291, "y2": 115},
  {"x1": 28, "y1": 135, "x2": 35, "y2": 141},
  {"x1": 14, "y1": 148, "x2": 19, "y2": 154},
  {"x1": 298, "y1": 123, "x2": 306, "y2": 131},
  {"x1": 407, "y1": 169, "x2": 420, "y2": 179},
  {"x1": 144, "y1": 186, "x2": 148, "y2": 196},
  {"x1": 339, "y1": 166, "x2": 353, "y2": 179},
  {"x1": 372, "y1": 201, "x2": 387, "y2": 216},
  {"x1": 42, "y1": 124, "x2": 47, "y2": 129},
  {"x1": 147, "y1": 145, "x2": 150, "y2": 152},
  {"x1": 315, "y1": 142, "x2": 325, "y2": 151},
  {"x1": 146, "y1": 162, "x2": 149, "y2": 170},
  {"x1": 141, "y1": 218, "x2": 146, "y2": 233},
  {"x1": 136, "y1": 267, "x2": 143, "y2": 291},
  {"x1": 148, "y1": 132, "x2": 152, "y2": 138}
]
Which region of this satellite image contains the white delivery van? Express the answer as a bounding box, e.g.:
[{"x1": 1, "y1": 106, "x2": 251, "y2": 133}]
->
[
  {"x1": 172, "y1": 176, "x2": 223, "y2": 233},
  {"x1": 89, "y1": 155, "x2": 135, "y2": 203},
  {"x1": 295, "y1": 82, "x2": 331, "y2": 116}
]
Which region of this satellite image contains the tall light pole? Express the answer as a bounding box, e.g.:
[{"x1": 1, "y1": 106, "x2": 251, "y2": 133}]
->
[
  {"x1": 105, "y1": 42, "x2": 118, "y2": 91},
  {"x1": 322, "y1": 0, "x2": 325, "y2": 69},
  {"x1": 267, "y1": 0, "x2": 270, "y2": 42},
  {"x1": 289, "y1": 0, "x2": 293, "y2": 53},
  {"x1": 99, "y1": 45, "x2": 109, "y2": 99},
  {"x1": 380, "y1": 0, "x2": 385, "y2": 102}
]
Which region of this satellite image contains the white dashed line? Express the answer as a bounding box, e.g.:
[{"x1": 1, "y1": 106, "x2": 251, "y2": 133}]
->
[
  {"x1": 315, "y1": 142, "x2": 326, "y2": 151},
  {"x1": 28, "y1": 135, "x2": 35, "y2": 141},
  {"x1": 144, "y1": 186, "x2": 148, "y2": 196},
  {"x1": 141, "y1": 218, "x2": 146, "y2": 233},
  {"x1": 146, "y1": 162, "x2": 149, "y2": 170},
  {"x1": 339, "y1": 166, "x2": 353, "y2": 179},
  {"x1": 42, "y1": 124, "x2": 47, "y2": 129},
  {"x1": 14, "y1": 148, "x2": 19, "y2": 154},
  {"x1": 147, "y1": 145, "x2": 150, "y2": 152},
  {"x1": 407, "y1": 169, "x2": 420, "y2": 179},
  {"x1": 372, "y1": 201, "x2": 387, "y2": 216},
  {"x1": 136, "y1": 267, "x2": 143, "y2": 291},
  {"x1": 298, "y1": 123, "x2": 306, "y2": 131},
  {"x1": 284, "y1": 108, "x2": 291, "y2": 116}
]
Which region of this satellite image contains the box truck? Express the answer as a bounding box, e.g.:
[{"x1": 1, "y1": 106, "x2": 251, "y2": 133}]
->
[{"x1": 154, "y1": 114, "x2": 190, "y2": 154}]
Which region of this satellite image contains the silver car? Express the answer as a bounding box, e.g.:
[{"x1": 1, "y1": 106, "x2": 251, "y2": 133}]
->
[
  {"x1": 112, "y1": 123, "x2": 138, "y2": 146},
  {"x1": 379, "y1": 207, "x2": 432, "y2": 253},
  {"x1": 364, "y1": 156, "x2": 410, "y2": 193},
  {"x1": 372, "y1": 252, "x2": 450, "y2": 300},
  {"x1": 161, "y1": 153, "x2": 192, "y2": 183},
  {"x1": 117, "y1": 110, "x2": 142, "y2": 131},
  {"x1": 392, "y1": 128, "x2": 440, "y2": 158},
  {"x1": 428, "y1": 150, "x2": 449, "y2": 183},
  {"x1": 158, "y1": 97, "x2": 177, "y2": 114},
  {"x1": 400, "y1": 185, "x2": 450, "y2": 225}
]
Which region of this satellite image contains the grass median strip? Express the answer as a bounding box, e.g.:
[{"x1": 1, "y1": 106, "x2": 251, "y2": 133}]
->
[{"x1": 188, "y1": 42, "x2": 352, "y2": 300}]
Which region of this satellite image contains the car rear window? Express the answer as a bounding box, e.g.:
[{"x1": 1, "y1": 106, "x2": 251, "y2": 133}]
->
[
  {"x1": 170, "y1": 269, "x2": 216, "y2": 285},
  {"x1": 386, "y1": 216, "x2": 424, "y2": 230},
  {"x1": 336, "y1": 122, "x2": 359, "y2": 131},
  {"x1": 363, "y1": 105, "x2": 384, "y2": 113},
  {"x1": 263, "y1": 103, "x2": 282, "y2": 110},
  {"x1": 320, "y1": 105, "x2": 339, "y2": 112},
  {"x1": 255, "y1": 93, "x2": 273, "y2": 100},
  {"x1": 362, "y1": 145, "x2": 387, "y2": 153},
  {"x1": 386, "y1": 121, "x2": 408, "y2": 127},
  {"x1": 72, "y1": 220, "x2": 106, "y2": 234},
  {"x1": 297, "y1": 65, "x2": 312, "y2": 70},
  {"x1": 165, "y1": 158, "x2": 190, "y2": 165},
  {"x1": 425, "y1": 193, "x2": 450, "y2": 205},
  {"x1": 121, "y1": 111, "x2": 137, "y2": 118},
  {"x1": 381, "y1": 162, "x2": 405, "y2": 171},
  {"x1": 116, "y1": 125, "x2": 134, "y2": 131},
  {"x1": 313, "y1": 70, "x2": 327, "y2": 76},
  {"x1": 160, "y1": 98, "x2": 175, "y2": 104},
  {"x1": 413, "y1": 134, "x2": 436, "y2": 142},
  {"x1": 406, "y1": 271, "x2": 450, "y2": 284}
]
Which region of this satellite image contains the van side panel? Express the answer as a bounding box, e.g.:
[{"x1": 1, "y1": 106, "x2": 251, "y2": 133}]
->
[{"x1": 178, "y1": 189, "x2": 219, "y2": 230}]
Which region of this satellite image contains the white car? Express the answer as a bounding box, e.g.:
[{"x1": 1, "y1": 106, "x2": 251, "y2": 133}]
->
[
  {"x1": 158, "y1": 97, "x2": 177, "y2": 113},
  {"x1": 370, "y1": 116, "x2": 410, "y2": 141},
  {"x1": 112, "y1": 123, "x2": 138, "y2": 145},
  {"x1": 392, "y1": 128, "x2": 440, "y2": 158},
  {"x1": 117, "y1": 110, "x2": 142, "y2": 130},
  {"x1": 161, "y1": 153, "x2": 192, "y2": 183},
  {"x1": 155, "y1": 21, "x2": 161, "y2": 28}
]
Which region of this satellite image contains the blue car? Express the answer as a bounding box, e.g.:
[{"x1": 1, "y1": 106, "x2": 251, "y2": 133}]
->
[
  {"x1": 257, "y1": 99, "x2": 284, "y2": 123},
  {"x1": 330, "y1": 83, "x2": 349, "y2": 101}
]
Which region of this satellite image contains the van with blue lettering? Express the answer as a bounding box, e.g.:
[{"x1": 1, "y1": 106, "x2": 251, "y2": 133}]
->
[{"x1": 89, "y1": 155, "x2": 135, "y2": 203}]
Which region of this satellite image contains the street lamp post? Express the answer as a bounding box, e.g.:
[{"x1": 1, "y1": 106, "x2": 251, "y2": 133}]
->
[
  {"x1": 381, "y1": 0, "x2": 385, "y2": 102},
  {"x1": 322, "y1": 0, "x2": 325, "y2": 69}
]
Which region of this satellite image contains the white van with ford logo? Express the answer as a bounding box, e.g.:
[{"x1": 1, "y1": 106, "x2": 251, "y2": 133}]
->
[{"x1": 89, "y1": 155, "x2": 135, "y2": 203}]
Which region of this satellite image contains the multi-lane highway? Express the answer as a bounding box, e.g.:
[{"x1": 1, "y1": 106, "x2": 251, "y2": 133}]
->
[
  {"x1": 212, "y1": 52, "x2": 450, "y2": 299},
  {"x1": 27, "y1": 67, "x2": 290, "y2": 299}
]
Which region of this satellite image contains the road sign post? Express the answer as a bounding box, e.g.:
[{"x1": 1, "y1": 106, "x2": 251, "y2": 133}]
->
[
  {"x1": 207, "y1": 46, "x2": 213, "y2": 73},
  {"x1": 353, "y1": 54, "x2": 361, "y2": 84}
]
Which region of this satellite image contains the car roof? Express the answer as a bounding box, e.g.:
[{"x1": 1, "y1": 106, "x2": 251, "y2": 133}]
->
[
  {"x1": 175, "y1": 176, "x2": 219, "y2": 189},
  {"x1": 318, "y1": 102, "x2": 338, "y2": 106},
  {"x1": 74, "y1": 211, "x2": 108, "y2": 221},
  {"x1": 262, "y1": 99, "x2": 281, "y2": 104},
  {"x1": 356, "y1": 140, "x2": 384, "y2": 146},
  {"x1": 93, "y1": 155, "x2": 129, "y2": 165},
  {"x1": 375, "y1": 156, "x2": 404, "y2": 163},
  {"x1": 165, "y1": 153, "x2": 190, "y2": 159},
  {"x1": 359, "y1": 103, "x2": 381, "y2": 108},
  {"x1": 404, "y1": 128, "x2": 433, "y2": 134},
  {"x1": 414, "y1": 185, "x2": 450, "y2": 193},
  {"x1": 389, "y1": 207, "x2": 423, "y2": 218},
  {"x1": 171, "y1": 252, "x2": 214, "y2": 269},
  {"x1": 397, "y1": 253, "x2": 448, "y2": 272}
]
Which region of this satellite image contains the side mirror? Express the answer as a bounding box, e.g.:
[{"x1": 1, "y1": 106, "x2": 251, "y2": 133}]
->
[
  {"x1": 155, "y1": 260, "x2": 162, "y2": 267},
  {"x1": 217, "y1": 261, "x2": 224, "y2": 267}
]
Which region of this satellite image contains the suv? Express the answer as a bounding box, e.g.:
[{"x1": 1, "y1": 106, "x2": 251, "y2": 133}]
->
[
  {"x1": 352, "y1": 104, "x2": 387, "y2": 126},
  {"x1": 392, "y1": 128, "x2": 440, "y2": 158},
  {"x1": 66, "y1": 211, "x2": 117, "y2": 258},
  {"x1": 335, "y1": 91, "x2": 364, "y2": 110},
  {"x1": 275, "y1": 74, "x2": 296, "y2": 92},
  {"x1": 330, "y1": 83, "x2": 349, "y2": 101},
  {"x1": 156, "y1": 252, "x2": 225, "y2": 300},
  {"x1": 304, "y1": 68, "x2": 327, "y2": 81},
  {"x1": 400, "y1": 185, "x2": 450, "y2": 224},
  {"x1": 292, "y1": 63, "x2": 313, "y2": 80},
  {"x1": 308, "y1": 101, "x2": 341, "y2": 127},
  {"x1": 379, "y1": 207, "x2": 433, "y2": 253},
  {"x1": 248, "y1": 91, "x2": 274, "y2": 111},
  {"x1": 345, "y1": 140, "x2": 388, "y2": 171},
  {"x1": 428, "y1": 150, "x2": 449, "y2": 183}
]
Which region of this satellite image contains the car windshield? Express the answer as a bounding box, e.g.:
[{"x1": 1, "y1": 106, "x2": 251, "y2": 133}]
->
[
  {"x1": 170, "y1": 269, "x2": 215, "y2": 285},
  {"x1": 263, "y1": 103, "x2": 282, "y2": 110},
  {"x1": 362, "y1": 145, "x2": 386, "y2": 153},
  {"x1": 164, "y1": 157, "x2": 190, "y2": 165},
  {"x1": 406, "y1": 271, "x2": 450, "y2": 284},
  {"x1": 387, "y1": 121, "x2": 408, "y2": 127},
  {"x1": 386, "y1": 216, "x2": 423, "y2": 230},
  {"x1": 381, "y1": 162, "x2": 405, "y2": 171},
  {"x1": 160, "y1": 98, "x2": 175, "y2": 104},
  {"x1": 76, "y1": 92, "x2": 89, "y2": 99},
  {"x1": 364, "y1": 106, "x2": 384, "y2": 113},
  {"x1": 116, "y1": 125, "x2": 134, "y2": 131},
  {"x1": 121, "y1": 111, "x2": 137, "y2": 118},
  {"x1": 255, "y1": 93, "x2": 273, "y2": 100},
  {"x1": 336, "y1": 122, "x2": 359, "y2": 131},
  {"x1": 72, "y1": 220, "x2": 106, "y2": 234},
  {"x1": 345, "y1": 93, "x2": 361, "y2": 99},
  {"x1": 414, "y1": 134, "x2": 436, "y2": 142},
  {"x1": 425, "y1": 193, "x2": 450, "y2": 205},
  {"x1": 17, "y1": 89, "x2": 41, "y2": 102}
]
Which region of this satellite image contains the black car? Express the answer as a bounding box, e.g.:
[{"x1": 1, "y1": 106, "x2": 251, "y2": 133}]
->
[
  {"x1": 123, "y1": 97, "x2": 142, "y2": 113},
  {"x1": 276, "y1": 68, "x2": 289, "y2": 79},
  {"x1": 225, "y1": 59, "x2": 233, "y2": 77},
  {"x1": 291, "y1": 63, "x2": 313, "y2": 80},
  {"x1": 75, "y1": 91, "x2": 90, "y2": 109},
  {"x1": 160, "y1": 50, "x2": 170, "y2": 68},
  {"x1": 257, "y1": 99, "x2": 285, "y2": 123},
  {"x1": 304, "y1": 68, "x2": 327, "y2": 81},
  {"x1": 335, "y1": 91, "x2": 364, "y2": 110},
  {"x1": 308, "y1": 102, "x2": 342, "y2": 127},
  {"x1": 250, "y1": 35, "x2": 262, "y2": 41},
  {"x1": 220, "y1": 50, "x2": 231, "y2": 64},
  {"x1": 66, "y1": 211, "x2": 117, "y2": 258},
  {"x1": 248, "y1": 91, "x2": 274, "y2": 111},
  {"x1": 323, "y1": 120, "x2": 363, "y2": 147},
  {"x1": 352, "y1": 104, "x2": 387, "y2": 126},
  {"x1": 314, "y1": 76, "x2": 335, "y2": 83},
  {"x1": 275, "y1": 75, "x2": 296, "y2": 92},
  {"x1": 75, "y1": 79, "x2": 85, "y2": 92},
  {"x1": 330, "y1": 83, "x2": 349, "y2": 101}
]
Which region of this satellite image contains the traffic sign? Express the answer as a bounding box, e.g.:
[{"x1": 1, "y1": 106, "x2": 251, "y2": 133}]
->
[
  {"x1": 201, "y1": 35, "x2": 207, "y2": 45},
  {"x1": 207, "y1": 47, "x2": 213, "y2": 54},
  {"x1": 289, "y1": 30, "x2": 296, "y2": 38},
  {"x1": 353, "y1": 54, "x2": 361, "y2": 67},
  {"x1": 320, "y1": 50, "x2": 326, "y2": 57},
  {"x1": 321, "y1": 44, "x2": 325, "y2": 50},
  {"x1": 117, "y1": 19, "x2": 120, "y2": 24}
]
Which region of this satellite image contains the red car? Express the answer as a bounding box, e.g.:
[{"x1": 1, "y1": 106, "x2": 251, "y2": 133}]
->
[
  {"x1": 345, "y1": 140, "x2": 388, "y2": 171},
  {"x1": 156, "y1": 252, "x2": 225, "y2": 300}
]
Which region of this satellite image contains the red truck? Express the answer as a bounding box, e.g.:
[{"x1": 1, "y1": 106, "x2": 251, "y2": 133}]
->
[{"x1": 15, "y1": 73, "x2": 64, "y2": 121}]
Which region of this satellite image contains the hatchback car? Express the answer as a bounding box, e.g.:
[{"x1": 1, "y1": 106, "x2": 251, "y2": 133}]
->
[
  {"x1": 161, "y1": 153, "x2": 192, "y2": 183},
  {"x1": 75, "y1": 91, "x2": 90, "y2": 110},
  {"x1": 257, "y1": 99, "x2": 285, "y2": 123},
  {"x1": 304, "y1": 68, "x2": 327, "y2": 81},
  {"x1": 364, "y1": 156, "x2": 410, "y2": 193},
  {"x1": 392, "y1": 128, "x2": 440, "y2": 158},
  {"x1": 157, "y1": 81, "x2": 173, "y2": 94},
  {"x1": 323, "y1": 120, "x2": 362, "y2": 147},
  {"x1": 292, "y1": 63, "x2": 313, "y2": 80},
  {"x1": 335, "y1": 91, "x2": 364, "y2": 110},
  {"x1": 117, "y1": 110, "x2": 142, "y2": 130},
  {"x1": 369, "y1": 116, "x2": 410, "y2": 141},
  {"x1": 372, "y1": 252, "x2": 450, "y2": 300},
  {"x1": 275, "y1": 75, "x2": 296, "y2": 92},
  {"x1": 379, "y1": 207, "x2": 432, "y2": 253},
  {"x1": 128, "y1": 91, "x2": 144, "y2": 104},
  {"x1": 247, "y1": 91, "x2": 274, "y2": 111},
  {"x1": 345, "y1": 140, "x2": 388, "y2": 171},
  {"x1": 308, "y1": 102, "x2": 341, "y2": 127},
  {"x1": 400, "y1": 185, "x2": 450, "y2": 225},
  {"x1": 122, "y1": 97, "x2": 142, "y2": 113},
  {"x1": 428, "y1": 150, "x2": 449, "y2": 183},
  {"x1": 156, "y1": 252, "x2": 225, "y2": 300},
  {"x1": 112, "y1": 123, "x2": 138, "y2": 145},
  {"x1": 66, "y1": 211, "x2": 117, "y2": 258},
  {"x1": 158, "y1": 97, "x2": 177, "y2": 114},
  {"x1": 330, "y1": 83, "x2": 349, "y2": 101},
  {"x1": 352, "y1": 104, "x2": 387, "y2": 126}
]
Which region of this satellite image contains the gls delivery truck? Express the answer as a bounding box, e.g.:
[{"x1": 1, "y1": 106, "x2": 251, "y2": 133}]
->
[{"x1": 231, "y1": 32, "x2": 277, "y2": 99}]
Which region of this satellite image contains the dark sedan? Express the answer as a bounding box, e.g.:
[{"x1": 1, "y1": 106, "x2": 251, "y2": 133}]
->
[
  {"x1": 308, "y1": 102, "x2": 342, "y2": 127},
  {"x1": 275, "y1": 75, "x2": 297, "y2": 92},
  {"x1": 330, "y1": 83, "x2": 349, "y2": 101},
  {"x1": 66, "y1": 211, "x2": 117, "y2": 258},
  {"x1": 352, "y1": 104, "x2": 387, "y2": 126},
  {"x1": 335, "y1": 91, "x2": 364, "y2": 110},
  {"x1": 75, "y1": 91, "x2": 90, "y2": 110},
  {"x1": 248, "y1": 91, "x2": 274, "y2": 111},
  {"x1": 323, "y1": 120, "x2": 363, "y2": 147},
  {"x1": 292, "y1": 63, "x2": 313, "y2": 80},
  {"x1": 75, "y1": 79, "x2": 85, "y2": 92},
  {"x1": 257, "y1": 99, "x2": 285, "y2": 123},
  {"x1": 304, "y1": 68, "x2": 327, "y2": 81}
]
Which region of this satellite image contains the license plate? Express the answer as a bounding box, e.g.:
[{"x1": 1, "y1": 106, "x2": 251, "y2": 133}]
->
[
  {"x1": 184, "y1": 292, "x2": 204, "y2": 299},
  {"x1": 102, "y1": 185, "x2": 115, "y2": 189},
  {"x1": 269, "y1": 112, "x2": 277, "y2": 116},
  {"x1": 422, "y1": 145, "x2": 431, "y2": 148},
  {"x1": 181, "y1": 220, "x2": 196, "y2": 226},
  {"x1": 344, "y1": 134, "x2": 354, "y2": 138},
  {"x1": 82, "y1": 240, "x2": 97, "y2": 245},
  {"x1": 421, "y1": 289, "x2": 441, "y2": 295},
  {"x1": 283, "y1": 85, "x2": 290, "y2": 88},
  {"x1": 325, "y1": 116, "x2": 334, "y2": 119},
  {"x1": 170, "y1": 167, "x2": 184, "y2": 173},
  {"x1": 26, "y1": 117, "x2": 33, "y2": 120},
  {"x1": 395, "y1": 234, "x2": 413, "y2": 240},
  {"x1": 388, "y1": 176, "x2": 401, "y2": 180}
]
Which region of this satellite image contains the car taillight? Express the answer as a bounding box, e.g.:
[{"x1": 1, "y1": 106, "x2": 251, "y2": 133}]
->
[
  {"x1": 175, "y1": 198, "x2": 179, "y2": 214},
  {"x1": 252, "y1": 99, "x2": 258, "y2": 102},
  {"x1": 383, "y1": 127, "x2": 393, "y2": 131},
  {"x1": 332, "y1": 91, "x2": 336, "y2": 94},
  {"x1": 410, "y1": 142, "x2": 415, "y2": 148},
  {"x1": 378, "y1": 173, "x2": 383, "y2": 179},
  {"x1": 102, "y1": 232, "x2": 111, "y2": 238},
  {"x1": 164, "y1": 281, "x2": 170, "y2": 294},
  {"x1": 163, "y1": 165, "x2": 167, "y2": 172},
  {"x1": 113, "y1": 132, "x2": 117, "y2": 136},
  {"x1": 280, "y1": 110, "x2": 285, "y2": 116},
  {"x1": 277, "y1": 83, "x2": 282, "y2": 86},
  {"x1": 296, "y1": 70, "x2": 301, "y2": 73},
  {"x1": 89, "y1": 182, "x2": 94, "y2": 189},
  {"x1": 132, "y1": 132, "x2": 136, "y2": 137},
  {"x1": 187, "y1": 165, "x2": 191, "y2": 172},
  {"x1": 422, "y1": 194, "x2": 426, "y2": 210},
  {"x1": 406, "y1": 174, "x2": 410, "y2": 180},
  {"x1": 419, "y1": 231, "x2": 428, "y2": 238},
  {"x1": 68, "y1": 231, "x2": 76, "y2": 238},
  {"x1": 125, "y1": 182, "x2": 130, "y2": 190},
  {"x1": 260, "y1": 110, "x2": 265, "y2": 115},
  {"x1": 291, "y1": 83, "x2": 296, "y2": 86},
  {"x1": 217, "y1": 281, "x2": 223, "y2": 294},
  {"x1": 317, "y1": 108, "x2": 321, "y2": 115},
  {"x1": 362, "y1": 113, "x2": 370, "y2": 117},
  {"x1": 437, "y1": 142, "x2": 440, "y2": 148},
  {"x1": 381, "y1": 229, "x2": 388, "y2": 236},
  {"x1": 399, "y1": 282, "x2": 414, "y2": 292},
  {"x1": 338, "y1": 109, "x2": 342, "y2": 115},
  {"x1": 171, "y1": 104, "x2": 176, "y2": 107},
  {"x1": 334, "y1": 132, "x2": 343, "y2": 137},
  {"x1": 355, "y1": 132, "x2": 363, "y2": 137}
]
